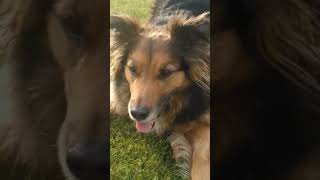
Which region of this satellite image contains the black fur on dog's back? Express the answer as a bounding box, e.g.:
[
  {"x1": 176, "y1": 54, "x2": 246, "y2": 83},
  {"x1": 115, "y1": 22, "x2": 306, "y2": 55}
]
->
[{"x1": 150, "y1": 0, "x2": 210, "y2": 26}]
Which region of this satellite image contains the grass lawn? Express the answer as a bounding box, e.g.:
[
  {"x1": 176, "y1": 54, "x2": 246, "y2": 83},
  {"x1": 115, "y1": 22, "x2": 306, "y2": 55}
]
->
[{"x1": 110, "y1": 0, "x2": 181, "y2": 179}]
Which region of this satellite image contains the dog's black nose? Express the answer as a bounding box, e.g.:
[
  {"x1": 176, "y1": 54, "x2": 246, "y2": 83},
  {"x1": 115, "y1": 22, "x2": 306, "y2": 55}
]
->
[
  {"x1": 131, "y1": 107, "x2": 149, "y2": 120},
  {"x1": 66, "y1": 143, "x2": 107, "y2": 180}
]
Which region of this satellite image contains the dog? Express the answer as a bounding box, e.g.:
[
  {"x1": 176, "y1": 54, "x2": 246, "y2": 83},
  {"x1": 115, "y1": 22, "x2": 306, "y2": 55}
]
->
[
  {"x1": 214, "y1": 0, "x2": 320, "y2": 179},
  {"x1": 0, "y1": 0, "x2": 108, "y2": 179},
  {"x1": 110, "y1": 0, "x2": 210, "y2": 179}
]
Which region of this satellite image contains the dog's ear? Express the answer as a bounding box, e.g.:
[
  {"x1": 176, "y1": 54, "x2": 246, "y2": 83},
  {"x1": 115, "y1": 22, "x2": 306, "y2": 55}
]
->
[
  {"x1": 110, "y1": 16, "x2": 141, "y2": 91},
  {"x1": 168, "y1": 12, "x2": 210, "y2": 95},
  {"x1": 0, "y1": 0, "x2": 29, "y2": 56},
  {"x1": 168, "y1": 12, "x2": 210, "y2": 52},
  {"x1": 110, "y1": 15, "x2": 141, "y2": 45},
  {"x1": 0, "y1": 0, "x2": 50, "y2": 58}
]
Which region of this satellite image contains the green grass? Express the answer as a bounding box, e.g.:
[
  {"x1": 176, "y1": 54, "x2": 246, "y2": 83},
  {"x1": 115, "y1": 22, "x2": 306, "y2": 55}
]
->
[
  {"x1": 110, "y1": 0, "x2": 154, "y2": 20},
  {"x1": 110, "y1": 1, "x2": 181, "y2": 179},
  {"x1": 110, "y1": 118, "x2": 180, "y2": 180}
]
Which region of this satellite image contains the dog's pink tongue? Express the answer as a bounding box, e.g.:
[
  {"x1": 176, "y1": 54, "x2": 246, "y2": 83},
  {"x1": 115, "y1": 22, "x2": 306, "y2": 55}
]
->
[{"x1": 135, "y1": 121, "x2": 153, "y2": 133}]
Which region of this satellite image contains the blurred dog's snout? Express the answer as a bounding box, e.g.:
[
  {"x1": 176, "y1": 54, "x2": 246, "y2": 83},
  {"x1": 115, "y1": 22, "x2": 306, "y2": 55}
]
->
[
  {"x1": 130, "y1": 106, "x2": 149, "y2": 120},
  {"x1": 66, "y1": 143, "x2": 107, "y2": 179}
]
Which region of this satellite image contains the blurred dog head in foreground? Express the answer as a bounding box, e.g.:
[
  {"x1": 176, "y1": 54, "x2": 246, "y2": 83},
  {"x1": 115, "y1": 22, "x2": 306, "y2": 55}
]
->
[{"x1": 0, "y1": 0, "x2": 108, "y2": 179}]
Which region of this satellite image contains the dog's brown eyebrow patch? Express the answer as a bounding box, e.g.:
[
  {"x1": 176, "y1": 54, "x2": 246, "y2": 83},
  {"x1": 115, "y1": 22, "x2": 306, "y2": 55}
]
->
[
  {"x1": 127, "y1": 58, "x2": 139, "y2": 64},
  {"x1": 161, "y1": 63, "x2": 180, "y2": 71}
]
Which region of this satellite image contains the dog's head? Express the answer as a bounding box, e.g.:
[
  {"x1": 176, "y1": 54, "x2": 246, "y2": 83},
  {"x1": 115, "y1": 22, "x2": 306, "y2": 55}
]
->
[
  {"x1": 48, "y1": 0, "x2": 108, "y2": 179},
  {"x1": 3, "y1": 0, "x2": 108, "y2": 179},
  {"x1": 110, "y1": 13, "x2": 209, "y2": 134}
]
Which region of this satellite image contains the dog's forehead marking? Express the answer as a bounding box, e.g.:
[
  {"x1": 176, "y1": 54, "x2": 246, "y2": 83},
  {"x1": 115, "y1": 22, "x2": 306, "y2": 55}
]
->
[
  {"x1": 143, "y1": 27, "x2": 170, "y2": 39},
  {"x1": 131, "y1": 37, "x2": 173, "y2": 64},
  {"x1": 129, "y1": 38, "x2": 180, "y2": 82}
]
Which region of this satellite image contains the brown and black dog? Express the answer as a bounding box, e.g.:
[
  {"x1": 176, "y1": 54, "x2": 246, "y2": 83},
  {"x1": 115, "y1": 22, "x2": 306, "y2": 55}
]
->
[
  {"x1": 110, "y1": 0, "x2": 210, "y2": 179},
  {"x1": 0, "y1": 0, "x2": 108, "y2": 179},
  {"x1": 214, "y1": 0, "x2": 320, "y2": 180}
]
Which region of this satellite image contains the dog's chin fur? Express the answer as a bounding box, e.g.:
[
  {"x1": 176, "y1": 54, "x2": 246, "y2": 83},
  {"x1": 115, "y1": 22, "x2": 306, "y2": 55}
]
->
[
  {"x1": 154, "y1": 116, "x2": 175, "y2": 135},
  {"x1": 58, "y1": 125, "x2": 77, "y2": 180}
]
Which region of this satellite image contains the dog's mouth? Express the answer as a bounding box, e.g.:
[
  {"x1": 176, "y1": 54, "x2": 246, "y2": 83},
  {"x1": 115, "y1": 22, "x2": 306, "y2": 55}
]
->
[
  {"x1": 135, "y1": 119, "x2": 156, "y2": 133},
  {"x1": 130, "y1": 96, "x2": 170, "y2": 134}
]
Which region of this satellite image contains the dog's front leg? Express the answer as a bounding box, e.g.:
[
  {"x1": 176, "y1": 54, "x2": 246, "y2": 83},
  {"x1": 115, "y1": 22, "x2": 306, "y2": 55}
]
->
[
  {"x1": 187, "y1": 125, "x2": 210, "y2": 180},
  {"x1": 168, "y1": 132, "x2": 192, "y2": 179}
]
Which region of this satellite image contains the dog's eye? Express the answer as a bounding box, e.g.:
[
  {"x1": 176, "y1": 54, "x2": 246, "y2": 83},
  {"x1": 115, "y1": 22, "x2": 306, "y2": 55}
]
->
[
  {"x1": 128, "y1": 65, "x2": 137, "y2": 76},
  {"x1": 159, "y1": 69, "x2": 173, "y2": 80},
  {"x1": 61, "y1": 16, "x2": 84, "y2": 45}
]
